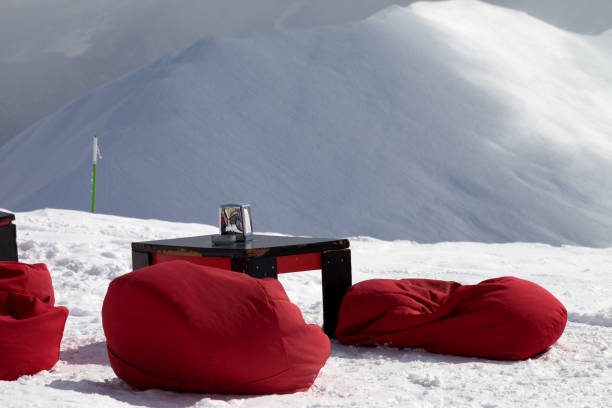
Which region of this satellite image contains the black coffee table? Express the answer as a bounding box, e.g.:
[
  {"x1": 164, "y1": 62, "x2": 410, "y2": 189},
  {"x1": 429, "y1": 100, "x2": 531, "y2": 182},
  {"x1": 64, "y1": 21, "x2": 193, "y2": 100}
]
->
[
  {"x1": 0, "y1": 211, "x2": 18, "y2": 262},
  {"x1": 132, "y1": 234, "x2": 352, "y2": 338}
]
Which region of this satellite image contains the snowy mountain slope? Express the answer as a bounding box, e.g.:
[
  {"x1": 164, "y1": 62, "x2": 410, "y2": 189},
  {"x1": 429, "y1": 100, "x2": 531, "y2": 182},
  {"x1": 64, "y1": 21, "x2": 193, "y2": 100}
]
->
[
  {"x1": 0, "y1": 208, "x2": 611, "y2": 407},
  {"x1": 0, "y1": 0, "x2": 296, "y2": 147},
  {"x1": 3, "y1": 0, "x2": 612, "y2": 148},
  {"x1": 282, "y1": 0, "x2": 612, "y2": 35},
  {"x1": 2, "y1": 0, "x2": 612, "y2": 245},
  {"x1": 0, "y1": 0, "x2": 417, "y2": 147}
]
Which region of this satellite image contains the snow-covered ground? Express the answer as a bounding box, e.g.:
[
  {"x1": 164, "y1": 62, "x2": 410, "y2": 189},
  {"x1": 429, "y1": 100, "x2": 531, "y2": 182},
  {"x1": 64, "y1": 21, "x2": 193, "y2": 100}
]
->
[{"x1": 0, "y1": 208, "x2": 610, "y2": 407}]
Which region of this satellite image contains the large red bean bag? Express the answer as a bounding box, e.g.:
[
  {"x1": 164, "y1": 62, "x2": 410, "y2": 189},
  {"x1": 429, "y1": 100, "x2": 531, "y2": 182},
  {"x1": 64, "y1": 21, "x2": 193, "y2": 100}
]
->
[
  {"x1": 0, "y1": 262, "x2": 69, "y2": 381},
  {"x1": 102, "y1": 260, "x2": 330, "y2": 394},
  {"x1": 336, "y1": 276, "x2": 567, "y2": 360}
]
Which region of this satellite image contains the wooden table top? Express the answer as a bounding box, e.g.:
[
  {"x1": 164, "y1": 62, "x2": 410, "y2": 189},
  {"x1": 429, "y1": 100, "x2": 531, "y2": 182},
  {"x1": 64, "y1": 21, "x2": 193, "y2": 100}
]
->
[{"x1": 132, "y1": 234, "x2": 349, "y2": 258}]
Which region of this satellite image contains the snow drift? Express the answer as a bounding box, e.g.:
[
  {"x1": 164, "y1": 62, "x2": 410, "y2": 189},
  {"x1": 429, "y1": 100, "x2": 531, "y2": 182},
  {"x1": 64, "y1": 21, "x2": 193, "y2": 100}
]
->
[{"x1": 2, "y1": 0, "x2": 612, "y2": 245}]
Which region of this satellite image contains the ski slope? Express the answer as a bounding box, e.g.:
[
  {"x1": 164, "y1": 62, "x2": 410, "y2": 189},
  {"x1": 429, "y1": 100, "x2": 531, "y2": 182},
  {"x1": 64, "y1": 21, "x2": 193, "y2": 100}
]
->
[{"x1": 0, "y1": 208, "x2": 610, "y2": 407}]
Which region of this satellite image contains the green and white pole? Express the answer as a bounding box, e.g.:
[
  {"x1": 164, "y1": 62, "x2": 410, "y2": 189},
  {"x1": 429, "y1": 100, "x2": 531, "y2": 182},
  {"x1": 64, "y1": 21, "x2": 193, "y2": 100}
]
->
[{"x1": 91, "y1": 135, "x2": 102, "y2": 213}]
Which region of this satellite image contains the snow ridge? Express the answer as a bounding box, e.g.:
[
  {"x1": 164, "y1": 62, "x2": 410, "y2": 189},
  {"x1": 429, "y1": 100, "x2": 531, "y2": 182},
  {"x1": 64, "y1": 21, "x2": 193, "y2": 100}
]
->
[{"x1": 568, "y1": 311, "x2": 612, "y2": 328}]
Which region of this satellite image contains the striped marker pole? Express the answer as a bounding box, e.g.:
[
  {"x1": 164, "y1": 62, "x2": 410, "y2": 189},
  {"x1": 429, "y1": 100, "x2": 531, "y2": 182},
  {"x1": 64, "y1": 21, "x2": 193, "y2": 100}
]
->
[{"x1": 91, "y1": 135, "x2": 102, "y2": 213}]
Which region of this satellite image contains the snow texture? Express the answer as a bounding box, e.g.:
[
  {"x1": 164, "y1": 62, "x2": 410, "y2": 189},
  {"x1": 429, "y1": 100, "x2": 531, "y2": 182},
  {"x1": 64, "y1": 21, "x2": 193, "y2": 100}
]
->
[
  {"x1": 2, "y1": 0, "x2": 612, "y2": 246},
  {"x1": 0, "y1": 208, "x2": 610, "y2": 407}
]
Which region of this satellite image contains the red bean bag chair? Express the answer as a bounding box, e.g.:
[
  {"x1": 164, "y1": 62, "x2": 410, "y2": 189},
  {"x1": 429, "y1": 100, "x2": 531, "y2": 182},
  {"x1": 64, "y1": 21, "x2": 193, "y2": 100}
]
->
[
  {"x1": 336, "y1": 276, "x2": 567, "y2": 360},
  {"x1": 0, "y1": 262, "x2": 69, "y2": 381},
  {"x1": 102, "y1": 260, "x2": 330, "y2": 394},
  {"x1": 0, "y1": 262, "x2": 55, "y2": 304}
]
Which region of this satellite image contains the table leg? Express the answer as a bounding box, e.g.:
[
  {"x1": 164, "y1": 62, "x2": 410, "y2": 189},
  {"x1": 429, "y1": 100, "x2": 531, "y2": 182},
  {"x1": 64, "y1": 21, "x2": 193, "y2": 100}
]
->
[
  {"x1": 243, "y1": 256, "x2": 278, "y2": 279},
  {"x1": 322, "y1": 249, "x2": 352, "y2": 338},
  {"x1": 0, "y1": 223, "x2": 18, "y2": 262},
  {"x1": 132, "y1": 250, "x2": 152, "y2": 270}
]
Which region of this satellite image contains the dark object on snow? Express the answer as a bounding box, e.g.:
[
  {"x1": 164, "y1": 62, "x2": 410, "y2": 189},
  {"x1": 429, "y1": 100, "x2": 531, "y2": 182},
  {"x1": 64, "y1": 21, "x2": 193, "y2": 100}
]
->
[
  {"x1": 335, "y1": 276, "x2": 567, "y2": 360},
  {"x1": 0, "y1": 211, "x2": 18, "y2": 262},
  {"x1": 131, "y1": 234, "x2": 351, "y2": 338},
  {"x1": 102, "y1": 260, "x2": 330, "y2": 394},
  {"x1": 0, "y1": 262, "x2": 69, "y2": 380}
]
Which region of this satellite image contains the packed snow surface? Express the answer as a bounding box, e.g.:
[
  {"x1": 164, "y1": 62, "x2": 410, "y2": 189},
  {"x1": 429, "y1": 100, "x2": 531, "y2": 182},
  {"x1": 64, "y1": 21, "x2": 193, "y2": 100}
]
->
[
  {"x1": 2, "y1": 0, "x2": 612, "y2": 246},
  {"x1": 0, "y1": 208, "x2": 610, "y2": 407}
]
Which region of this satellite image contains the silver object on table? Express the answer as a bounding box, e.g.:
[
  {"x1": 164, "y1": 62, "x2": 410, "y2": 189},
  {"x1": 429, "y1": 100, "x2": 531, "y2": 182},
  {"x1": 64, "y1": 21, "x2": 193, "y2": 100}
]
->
[{"x1": 213, "y1": 204, "x2": 253, "y2": 245}]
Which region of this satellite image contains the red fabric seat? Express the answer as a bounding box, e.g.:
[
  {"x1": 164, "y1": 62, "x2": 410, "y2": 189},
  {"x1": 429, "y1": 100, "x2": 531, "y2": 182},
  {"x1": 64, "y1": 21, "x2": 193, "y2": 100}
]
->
[
  {"x1": 0, "y1": 262, "x2": 69, "y2": 380},
  {"x1": 0, "y1": 262, "x2": 55, "y2": 305},
  {"x1": 335, "y1": 276, "x2": 567, "y2": 360},
  {"x1": 102, "y1": 260, "x2": 330, "y2": 394}
]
